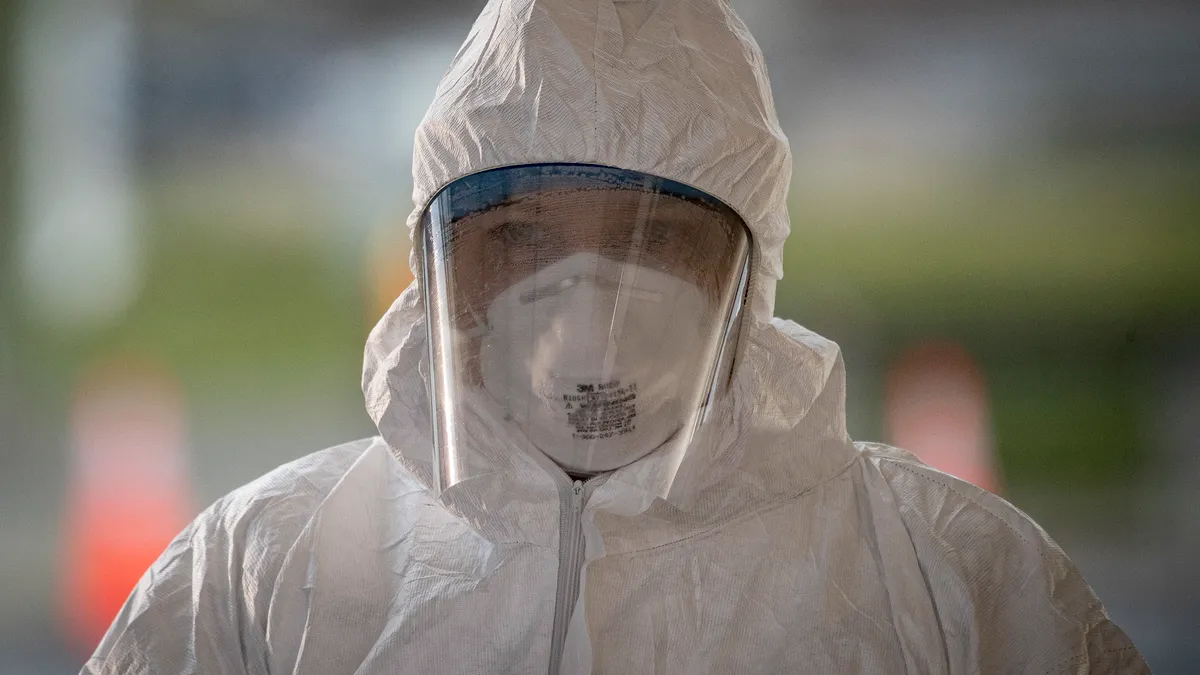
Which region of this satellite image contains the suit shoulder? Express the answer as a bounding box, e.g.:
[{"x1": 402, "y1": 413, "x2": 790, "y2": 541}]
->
[
  {"x1": 220, "y1": 436, "x2": 379, "y2": 513},
  {"x1": 196, "y1": 436, "x2": 387, "y2": 559},
  {"x1": 84, "y1": 437, "x2": 387, "y2": 673},
  {"x1": 856, "y1": 441, "x2": 1148, "y2": 673}
]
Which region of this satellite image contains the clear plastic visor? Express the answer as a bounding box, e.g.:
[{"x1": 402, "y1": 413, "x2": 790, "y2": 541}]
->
[{"x1": 419, "y1": 164, "x2": 751, "y2": 491}]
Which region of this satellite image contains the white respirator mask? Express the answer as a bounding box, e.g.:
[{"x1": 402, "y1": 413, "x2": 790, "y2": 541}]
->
[{"x1": 478, "y1": 252, "x2": 709, "y2": 473}]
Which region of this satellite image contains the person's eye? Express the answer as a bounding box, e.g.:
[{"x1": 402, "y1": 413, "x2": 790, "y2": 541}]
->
[
  {"x1": 646, "y1": 219, "x2": 675, "y2": 243},
  {"x1": 492, "y1": 221, "x2": 538, "y2": 247}
]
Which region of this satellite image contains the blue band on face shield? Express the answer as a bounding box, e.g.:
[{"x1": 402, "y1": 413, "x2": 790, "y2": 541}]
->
[{"x1": 436, "y1": 163, "x2": 737, "y2": 223}]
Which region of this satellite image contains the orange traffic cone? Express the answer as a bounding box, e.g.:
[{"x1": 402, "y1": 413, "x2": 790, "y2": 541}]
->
[
  {"x1": 60, "y1": 358, "x2": 194, "y2": 653},
  {"x1": 884, "y1": 339, "x2": 1001, "y2": 493}
]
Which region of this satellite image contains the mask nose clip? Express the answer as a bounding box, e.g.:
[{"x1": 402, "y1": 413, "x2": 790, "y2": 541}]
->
[
  {"x1": 519, "y1": 276, "x2": 580, "y2": 305},
  {"x1": 520, "y1": 272, "x2": 666, "y2": 306}
]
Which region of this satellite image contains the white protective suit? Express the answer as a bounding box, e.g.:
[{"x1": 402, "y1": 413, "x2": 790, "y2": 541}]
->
[{"x1": 85, "y1": 0, "x2": 1149, "y2": 673}]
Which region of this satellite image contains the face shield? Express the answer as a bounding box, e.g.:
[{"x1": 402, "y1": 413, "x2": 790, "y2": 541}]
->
[{"x1": 419, "y1": 164, "x2": 751, "y2": 491}]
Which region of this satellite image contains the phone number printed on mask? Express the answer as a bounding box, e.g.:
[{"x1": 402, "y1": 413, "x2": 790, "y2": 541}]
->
[{"x1": 562, "y1": 380, "x2": 637, "y2": 440}]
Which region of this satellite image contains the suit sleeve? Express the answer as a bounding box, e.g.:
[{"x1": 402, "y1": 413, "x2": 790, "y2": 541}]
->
[
  {"x1": 79, "y1": 497, "x2": 270, "y2": 675},
  {"x1": 80, "y1": 441, "x2": 372, "y2": 675},
  {"x1": 869, "y1": 445, "x2": 1151, "y2": 674}
]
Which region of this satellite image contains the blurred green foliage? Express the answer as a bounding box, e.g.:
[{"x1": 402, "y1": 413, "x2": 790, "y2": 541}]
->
[
  {"x1": 109, "y1": 228, "x2": 364, "y2": 386},
  {"x1": 780, "y1": 156, "x2": 1200, "y2": 489},
  {"x1": 781, "y1": 160, "x2": 1200, "y2": 338},
  {"x1": 989, "y1": 359, "x2": 1142, "y2": 486},
  {"x1": 15, "y1": 217, "x2": 370, "y2": 426}
]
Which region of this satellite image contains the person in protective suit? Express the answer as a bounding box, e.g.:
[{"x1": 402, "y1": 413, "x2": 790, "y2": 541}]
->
[{"x1": 83, "y1": 0, "x2": 1150, "y2": 673}]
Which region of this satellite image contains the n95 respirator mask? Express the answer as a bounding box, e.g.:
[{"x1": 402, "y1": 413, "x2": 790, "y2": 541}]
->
[{"x1": 477, "y1": 252, "x2": 709, "y2": 473}]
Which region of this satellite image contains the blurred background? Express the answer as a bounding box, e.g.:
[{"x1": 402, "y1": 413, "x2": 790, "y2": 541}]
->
[{"x1": 1, "y1": 0, "x2": 1197, "y2": 671}]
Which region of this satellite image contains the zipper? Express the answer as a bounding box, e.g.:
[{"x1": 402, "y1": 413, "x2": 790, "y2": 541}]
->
[{"x1": 548, "y1": 476, "x2": 603, "y2": 675}]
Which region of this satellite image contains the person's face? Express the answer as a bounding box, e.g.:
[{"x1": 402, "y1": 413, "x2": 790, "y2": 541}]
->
[{"x1": 420, "y1": 177, "x2": 754, "y2": 476}]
